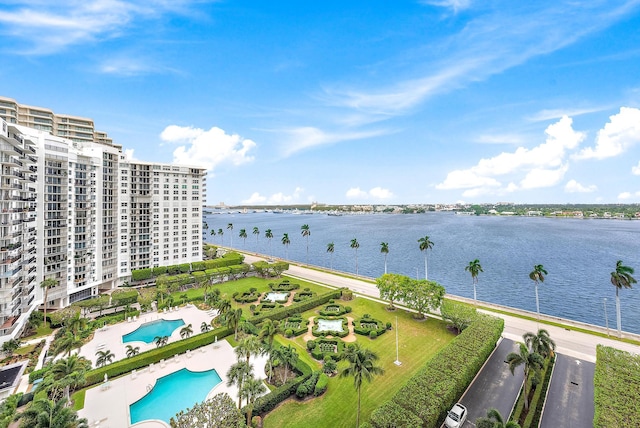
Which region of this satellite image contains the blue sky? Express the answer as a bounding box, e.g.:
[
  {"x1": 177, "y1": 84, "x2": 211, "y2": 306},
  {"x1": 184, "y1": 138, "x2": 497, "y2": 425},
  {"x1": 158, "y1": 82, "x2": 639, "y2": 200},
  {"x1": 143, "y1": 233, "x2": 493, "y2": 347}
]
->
[{"x1": 2, "y1": 0, "x2": 640, "y2": 205}]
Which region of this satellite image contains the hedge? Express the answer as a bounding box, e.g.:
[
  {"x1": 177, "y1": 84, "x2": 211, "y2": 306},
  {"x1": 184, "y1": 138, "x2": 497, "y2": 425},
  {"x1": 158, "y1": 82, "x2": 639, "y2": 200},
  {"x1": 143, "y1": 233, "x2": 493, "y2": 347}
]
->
[
  {"x1": 296, "y1": 371, "x2": 321, "y2": 398},
  {"x1": 281, "y1": 315, "x2": 309, "y2": 337},
  {"x1": 311, "y1": 317, "x2": 349, "y2": 338},
  {"x1": 594, "y1": 345, "x2": 640, "y2": 427},
  {"x1": 369, "y1": 313, "x2": 504, "y2": 428},
  {"x1": 353, "y1": 315, "x2": 386, "y2": 337},
  {"x1": 269, "y1": 280, "x2": 300, "y2": 291},
  {"x1": 249, "y1": 289, "x2": 342, "y2": 325},
  {"x1": 310, "y1": 338, "x2": 345, "y2": 360},
  {"x1": 253, "y1": 353, "x2": 313, "y2": 415},
  {"x1": 130, "y1": 252, "x2": 245, "y2": 281},
  {"x1": 292, "y1": 291, "x2": 315, "y2": 302},
  {"x1": 314, "y1": 372, "x2": 329, "y2": 396},
  {"x1": 318, "y1": 304, "x2": 347, "y2": 317}
]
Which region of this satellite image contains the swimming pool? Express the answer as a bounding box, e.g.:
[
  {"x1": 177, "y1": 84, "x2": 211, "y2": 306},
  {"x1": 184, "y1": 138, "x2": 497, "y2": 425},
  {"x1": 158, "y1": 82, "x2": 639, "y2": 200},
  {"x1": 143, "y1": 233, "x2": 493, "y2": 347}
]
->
[
  {"x1": 129, "y1": 368, "x2": 222, "y2": 425},
  {"x1": 122, "y1": 319, "x2": 185, "y2": 344}
]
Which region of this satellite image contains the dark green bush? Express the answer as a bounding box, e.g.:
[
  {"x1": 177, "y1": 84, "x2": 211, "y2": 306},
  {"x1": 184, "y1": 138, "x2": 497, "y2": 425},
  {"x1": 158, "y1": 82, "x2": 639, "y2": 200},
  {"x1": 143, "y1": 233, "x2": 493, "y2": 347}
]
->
[
  {"x1": 131, "y1": 268, "x2": 152, "y2": 281},
  {"x1": 314, "y1": 373, "x2": 329, "y2": 396},
  {"x1": 369, "y1": 330, "x2": 377, "y2": 339}
]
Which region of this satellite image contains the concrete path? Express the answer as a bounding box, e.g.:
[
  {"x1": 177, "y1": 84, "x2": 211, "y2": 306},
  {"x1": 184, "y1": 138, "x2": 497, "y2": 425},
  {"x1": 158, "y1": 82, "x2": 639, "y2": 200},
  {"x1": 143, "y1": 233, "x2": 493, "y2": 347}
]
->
[
  {"x1": 458, "y1": 338, "x2": 524, "y2": 426},
  {"x1": 540, "y1": 354, "x2": 595, "y2": 428}
]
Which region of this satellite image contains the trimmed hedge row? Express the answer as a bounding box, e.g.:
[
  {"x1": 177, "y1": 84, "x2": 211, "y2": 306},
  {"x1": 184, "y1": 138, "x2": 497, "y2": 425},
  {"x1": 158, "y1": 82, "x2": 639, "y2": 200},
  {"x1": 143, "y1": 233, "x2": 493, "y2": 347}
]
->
[
  {"x1": 131, "y1": 253, "x2": 244, "y2": 281},
  {"x1": 353, "y1": 315, "x2": 387, "y2": 337},
  {"x1": 311, "y1": 317, "x2": 349, "y2": 338},
  {"x1": 318, "y1": 304, "x2": 348, "y2": 316},
  {"x1": 249, "y1": 289, "x2": 342, "y2": 325},
  {"x1": 253, "y1": 355, "x2": 313, "y2": 415},
  {"x1": 309, "y1": 338, "x2": 345, "y2": 360},
  {"x1": 282, "y1": 315, "x2": 309, "y2": 337},
  {"x1": 269, "y1": 280, "x2": 300, "y2": 291},
  {"x1": 369, "y1": 314, "x2": 504, "y2": 428},
  {"x1": 292, "y1": 290, "x2": 315, "y2": 302},
  {"x1": 296, "y1": 371, "x2": 321, "y2": 398},
  {"x1": 314, "y1": 372, "x2": 329, "y2": 396}
]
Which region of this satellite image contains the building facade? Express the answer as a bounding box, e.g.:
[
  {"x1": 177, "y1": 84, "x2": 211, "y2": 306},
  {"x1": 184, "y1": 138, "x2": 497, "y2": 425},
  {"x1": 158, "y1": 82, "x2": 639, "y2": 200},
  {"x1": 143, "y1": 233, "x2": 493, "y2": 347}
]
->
[{"x1": 0, "y1": 116, "x2": 206, "y2": 343}]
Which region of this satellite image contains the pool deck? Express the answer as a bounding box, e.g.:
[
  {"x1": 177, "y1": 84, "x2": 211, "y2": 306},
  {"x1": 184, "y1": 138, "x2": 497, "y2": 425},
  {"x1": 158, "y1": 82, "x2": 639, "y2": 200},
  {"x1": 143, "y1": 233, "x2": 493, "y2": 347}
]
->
[{"x1": 80, "y1": 336, "x2": 267, "y2": 427}]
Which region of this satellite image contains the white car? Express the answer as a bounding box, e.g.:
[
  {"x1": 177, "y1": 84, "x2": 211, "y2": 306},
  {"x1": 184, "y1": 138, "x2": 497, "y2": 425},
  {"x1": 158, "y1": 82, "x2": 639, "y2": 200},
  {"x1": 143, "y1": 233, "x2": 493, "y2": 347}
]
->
[{"x1": 444, "y1": 403, "x2": 467, "y2": 428}]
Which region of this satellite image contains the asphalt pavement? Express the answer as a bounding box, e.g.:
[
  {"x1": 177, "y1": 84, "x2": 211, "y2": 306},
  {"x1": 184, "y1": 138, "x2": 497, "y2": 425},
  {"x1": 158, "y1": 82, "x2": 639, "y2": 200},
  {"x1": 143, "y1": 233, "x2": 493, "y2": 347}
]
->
[{"x1": 540, "y1": 354, "x2": 595, "y2": 428}]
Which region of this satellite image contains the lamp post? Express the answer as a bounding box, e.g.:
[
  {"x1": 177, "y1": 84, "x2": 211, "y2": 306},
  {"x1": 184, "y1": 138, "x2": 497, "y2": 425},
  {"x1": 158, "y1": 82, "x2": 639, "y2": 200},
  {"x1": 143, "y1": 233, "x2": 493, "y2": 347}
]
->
[
  {"x1": 394, "y1": 316, "x2": 402, "y2": 366},
  {"x1": 603, "y1": 298, "x2": 609, "y2": 337}
]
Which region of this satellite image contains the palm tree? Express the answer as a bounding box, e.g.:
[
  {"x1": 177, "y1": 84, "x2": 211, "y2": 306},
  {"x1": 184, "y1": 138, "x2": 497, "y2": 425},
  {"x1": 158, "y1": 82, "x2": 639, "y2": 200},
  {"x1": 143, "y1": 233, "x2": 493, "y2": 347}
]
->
[
  {"x1": 240, "y1": 376, "x2": 266, "y2": 425},
  {"x1": 265, "y1": 229, "x2": 273, "y2": 257},
  {"x1": 523, "y1": 329, "x2": 555, "y2": 359},
  {"x1": 506, "y1": 342, "x2": 544, "y2": 410},
  {"x1": 65, "y1": 313, "x2": 87, "y2": 339},
  {"x1": 301, "y1": 224, "x2": 311, "y2": 264},
  {"x1": 253, "y1": 227, "x2": 260, "y2": 246},
  {"x1": 218, "y1": 228, "x2": 224, "y2": 245},
  {"x1": 16, "y1": 398, "x2": 88, "y2": 428},
  {"x1": 200, "y1": 321, "x2": 212, "y2": 333},
  {"x1": 180, "y1": 323, "x2": 193, "y2": 339},
  {"x1": 279, "y1": 344, "x2": 298, "y2": 384},
  {"x1": 227, "y1": 223, "x2": 234, "y2": 247},
  {"x1": 281, "y1": 233, "x2": 291, "y2": 259},
  {"x1": 340, "y1": 343, "x2": 385, "y2": 428},
  {"x1": 235, "y1": 335, "x2": 263, "y2": 366},
  {"x1": 95, "y1": 349, "x2": 115, "y2": 368},
  {"x1": 380, "y1": 242, "x2": 389, "y2": 274},
  {"x1": 153, "y1": 335, "x2": 169, "y2": 348},
  {"x1": 52, "y1": 331, "x2": 83, "y2": 357},
  {"x1": 226, "y1": 361, "x2": 253, "y2": 409},
  {"x1": 326, "y1": 242, "x2": 335, "y2": 269},
  {"x1": 259, "y1": 319, "x2": 280, "y2": 350},
  {"x1": 350, "y1": 238, "x2": 360, "y2": 275},
  {"x1": 418, "y1": 236, "x2": 434, "y2": 280},
  {"x1": 51, "y1": 355, "x2": 89, "y2": 402},
  {"x1": 125, "y1": 344, "x2": 140, "y2": 358},
  {"x1": 239, "y1": 228, "x2": 247, "y2": 247},
  {"x1": 475, "y1": 408, "x2": 521, "y2": 428},
  {"x1": 465, "y1": 259, "x2": 484, "y2": 305},
  {"x1": 610, "y1": 260, "x2": 636, "y2": 337},
  {"x1": 40, "y1": 277, "x2": 57, "y2": 328},
  {"x1": 225, "y1": 308, "x2": 243, "y2": 340},
  {"x1": 216, "y1": 299, "x2": 232, "y2": 317},
  {"x1": 529, "y1": 264, "x2": 548, "y2": 320}
]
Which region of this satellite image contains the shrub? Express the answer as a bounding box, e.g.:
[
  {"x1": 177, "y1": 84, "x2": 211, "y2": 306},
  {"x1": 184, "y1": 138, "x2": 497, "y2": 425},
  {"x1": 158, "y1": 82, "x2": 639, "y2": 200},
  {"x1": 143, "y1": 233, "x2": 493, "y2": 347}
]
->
[
  {"x1": 307, "y1": 340, "x2": 317, "y2": 351},
  {"x1": 250, "y1": 289, "x2": 342, "y2": 324},
  {"x1": 285, "y1": 329, "x2": 293, "y2": 338},
  {"x1": 152, "y1": 266, "x2": 168, "y2": 277},
  {"x1": 296, "y1": 371, "x2": 320, "y2": 398},
  {"x1": 253, "y1": 357, "x2": 312, "y2": 415},
  {"x1": 341, "y1": 289, "x2": 353, "y2": 301},
  {"x1": 314, "y1": 373, "x2": 329, "y2": 396},
  {"x1": 386, "y1": 322, "x2": 392, "y2": 330},
  {"x1": 369, "y1": 330, "x2": 377, "y2": 339},
  {"x1": 131, "y1": 268, "x2": 152, "y2": 281}
]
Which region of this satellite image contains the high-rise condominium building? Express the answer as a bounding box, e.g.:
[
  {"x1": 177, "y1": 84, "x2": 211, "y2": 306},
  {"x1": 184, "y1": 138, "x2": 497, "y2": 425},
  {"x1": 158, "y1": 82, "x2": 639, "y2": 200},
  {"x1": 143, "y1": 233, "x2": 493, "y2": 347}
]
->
[{"x1": 0, "y1": 113, "x2": 206, "y2": 343}]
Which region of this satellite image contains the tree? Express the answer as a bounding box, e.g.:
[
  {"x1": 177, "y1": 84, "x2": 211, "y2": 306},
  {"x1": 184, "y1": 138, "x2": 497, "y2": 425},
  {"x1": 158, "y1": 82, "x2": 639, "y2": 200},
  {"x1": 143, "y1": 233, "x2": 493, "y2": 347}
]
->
[
  {"x1": 95, "y1": 349, "x2": 115, "y2": 368},
  {"x1": 227, "y1": 223, "x2": 234, "y2": 247},
  {"x1": 16, "y1": 398, "x2": 88, "y2": 428},
  {"x1": 218, "y1": 228, "x2": 224, "y2": 246},
  {"x1": 201, "y1": 321, "x2": 212, "y2": 333},
  {"x1": 225, "y1": 308, "x2": 243, "y2": 340},
  {"x1": 125, "y1": 344, "x2": 140, "y2": 358},
  {"x1": 375, "y1": 273, "x2": 407, "y2": 310},
  {"x1": 523, "y1": 329, "x2": 555, "y2": 359},
  {"x1": 418, "y1": 236, "x2": 434, "y2": 280},
  {"x1": 281, "y1": 233, "x2": 290, "y2": 259},
  {"x1": 326, "y1": 242, "x2": 335, "y2": 269},
  {"x1": 180, "y1": 324, "x2": 194, "y2": 339},
  {"x1": 226, "y1": 361, "x2": 253, "y2": 409},
  {"x1": 216, "y1": 299, "x2": 232, "y2": 318},
  {"x1": 301, "y1": 224, "x2": 310, "y2": 264},
  {"x1": 50, "y1": 355, "x2": 89, "y2": 402},
  {"x1": 350, "y1": 238, "x2": 360, "y2": 275},
  {"x1": 465, "y1": 259, "x2": 483, "y2": 306},
  {"x1": 240, "y1": 377, "x2": 266, "y2": 425},
  {"x1": 529, "y1": 264, "x2": 548, "y2": 320},
  {"x1": 380, "y1": 242, "x2": 389, "y2": 275},
  {"x1": 475, "y1": 408, "x2": 521, "y2": 428},
  {"x1": 154, "y1": 335, "x2": 169, "y2": 348},
  {"x1": 506, "y1": 342, "x2": 544, "y2": 410},
  {"x1": 64, "y1": 313, "x2": 87, "y2": 339},
  {"x1": 252, "y1": 227, "x2": 260, "y2": 246},
  {"x1": 279, "y1": 344, "x2": 298, "y2": 384},
  {"x1": 2, "y1": 339, "x2": 21, "y2": 356},
  {"x1": 40, "y1": 277, "x2": 58, "y2": 328},
  {"x1": 610, "y1": 260, "x2": 636, "y2": 337},
  {"x1": 52, "y1": 331, "x2": 83, "y2": 357},
  {"x1": 235, "y1": 336, "x2": 263, "y2": 367},
  {"x1": 239, "y1": 229, "x2": 247, "y2": 248},
  {"x1": 340, "y1": 343, "x2": 385, "y2": 428},
  {"x1": 440, "y1": 300, "x2": 478, "y2": 334},
  {"x1": 259, "y1": 319, "x2": 279, "y2": 350},
  {"x1": 264, "y1": 229, "x2": 273, "y2": 257},
  {"x1": 170, "y1": 393, "x2": 246, "y2": 428},
  {"x1": 403, "y1": 279, "x2": 445, "y2": 319}
]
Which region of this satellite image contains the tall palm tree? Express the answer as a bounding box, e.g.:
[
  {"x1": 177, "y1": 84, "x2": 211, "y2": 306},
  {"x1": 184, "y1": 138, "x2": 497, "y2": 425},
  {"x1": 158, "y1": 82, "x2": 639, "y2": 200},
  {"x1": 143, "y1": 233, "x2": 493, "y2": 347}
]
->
[
  {"x1": 235, "y1": 335, "x2": 263, "y2": 366},
  {"x1": 475, "y1": 408, "x2": 521, "y2": 428},
  {"x1": 51, "y1": 355, "x2": 89, "y2": 402},
  {"x1": 506, "y1": 342, "x2": 544, "y2": 410},
  {"x1": 281, "y1": 233, "x2": 291, "y2": 259},
  {"x1": 259, "y1": 319, "x2": 280, "y2": 350},
  {"x1": 240, "y1": 376, "x2": 266, "y2": 425},
  {"x1": 465, "y1": 259, "x2": 484, "y2": 306},
  {"x1": 265, "y1": 229, "x2": 274, "y2": 257},
  {"x1": 610, "y1": 260, "x2": 636, "y2": 337},
  {"x1": 217, "y1": 228, "x2": 224, "y2": 245},
  {"x1": 125, "y1": 344, "x2": 140, "y2": 358},
  {"x1": 529, "y1": 264, "x2": 548, "y2": 320},
  {"x1": 350, "y1": 238, "x2": 360, "y2": 275},
  {"x1": 226, "y1": 308, "x2": 243, "y2": 340},
  {"x1": 40, "y1": 277, "x2": 57, "y2": 328},
  {"x1": 216, "y1": 299, "x2": 232, "y2": 317},
  {"x1": 16, "y1": 398, "x2": 88, "y2": 428},
  {"x1": 340, "y1": 343, "x2": 385, "y2": 428},
  {"x1": 65, "y1": 313, "x2": 87, "y2": 339},
  {"x1": 301, "y1": 224, "x2": 311, "y2": 264},
  {"x1": 279, "y1": 344, "x2": 298, "y2": 384},
  {"x1": 52, "y1": 331, "x2": 83, "y2": 357},
  {"x1": 180, "y1": 323, "x2": 193, "y2": 339},
  {"x1": 418, "y1": 236, "x2": 434, "y2": 280},
  {"x1": 523, "y1": 329, "x2": 555, "y2": 359},
  {"x1": 326, "y1": 242, "x2": 335, "y2": 269},
  {"x1": 95, "y1": 349, "x2": 115, "y2": 368},
  {"x1": 227, "y1": 223, "x2": 234, "y2": 247},
  {"x1": 226, "y1": 360, "x2": 253, "y2": 409},
  {"x1": 253, "y1": 227, "x2": 260, "y2": 246},
  {"x1": 380, "y1": 242, "x2": 389, "y2": 274},
  {"x1": 238, "y1": 228, "x2": 247, "y2": 248}
]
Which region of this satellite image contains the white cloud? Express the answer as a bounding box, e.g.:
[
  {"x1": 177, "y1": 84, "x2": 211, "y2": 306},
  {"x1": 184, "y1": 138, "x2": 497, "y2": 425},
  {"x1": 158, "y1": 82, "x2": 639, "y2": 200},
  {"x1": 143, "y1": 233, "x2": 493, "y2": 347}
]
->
[
  {"x1": 475, "y1": 134, "x2": 525, "y2": 145},
  {"x1": 565, "y1": 179, "x2": 597, "y2": 193},
  {"x1": 632, "y1": 161, "x2": 640, "y2": 175},
  {"x1": 161, "y1": 125, "x2": 256, "y2": 171},
  {"x1": 241, "y1": 192, "x2": 266, "y2": 204},
  {"x1": 346, "y1": 186, "x2": 394, "y2": 200},
  {"x1": 278, "y1": 126, "x2": 389, "y2": 157},
  {"x1": 422, "y1": 0, "x2": 472, "y2": 13},
  {"x1": 618, "y1": 192, "x2": 632, "y2": 200},
  {"x1": 527, "y1": 106, "x2": 609, "y2": 122},
  {"x1": 437, "y1": 116, "x2": 583, "y2": 195},
  {"x1": 123, "y1": 148, "x2": 135, "y2": 160},
  {"x1": 242, "y1": 187, "x2": 304, "y2": 205},
  {"x1": 574, "y1": 107, "x2": 640, "y2": 159}
]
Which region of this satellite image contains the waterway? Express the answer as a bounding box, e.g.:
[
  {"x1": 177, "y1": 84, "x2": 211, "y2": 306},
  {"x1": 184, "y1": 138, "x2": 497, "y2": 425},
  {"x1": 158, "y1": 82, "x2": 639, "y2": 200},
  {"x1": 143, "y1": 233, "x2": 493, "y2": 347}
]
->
[{"x1": 204, "y1": 212, "x2": 640, "y2": 334}]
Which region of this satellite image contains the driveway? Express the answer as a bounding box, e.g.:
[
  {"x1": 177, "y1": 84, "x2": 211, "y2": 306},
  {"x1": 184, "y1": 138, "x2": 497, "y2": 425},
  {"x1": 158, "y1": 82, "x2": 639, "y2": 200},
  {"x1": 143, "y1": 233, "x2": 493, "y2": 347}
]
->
[
  {"x1": 540, "y1": 354, "x2": 595, "y2": 428},
  {"x1": 458, "y1": 338, "x2": 524, "y2": 426}
]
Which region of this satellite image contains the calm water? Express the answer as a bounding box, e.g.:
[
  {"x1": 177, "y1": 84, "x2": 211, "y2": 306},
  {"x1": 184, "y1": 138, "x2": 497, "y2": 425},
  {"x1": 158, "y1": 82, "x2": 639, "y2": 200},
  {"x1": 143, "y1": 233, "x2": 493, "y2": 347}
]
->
[
  {"x1": 122, "y1": 319, "x2": 185, "y2": 344},
  {"x1": 205, "y1": 212, "x2": 640, "y2": 334}
]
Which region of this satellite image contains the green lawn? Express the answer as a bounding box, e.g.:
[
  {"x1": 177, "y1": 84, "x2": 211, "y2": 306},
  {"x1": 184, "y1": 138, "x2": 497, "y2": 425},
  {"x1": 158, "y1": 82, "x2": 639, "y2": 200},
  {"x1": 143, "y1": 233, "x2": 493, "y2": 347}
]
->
[
  {"x1": 14, "y1": 343, "x2": 37, "y2": 356},
  {"x1": 263, "y1": 297, "x2": 455, "y2": 428}
]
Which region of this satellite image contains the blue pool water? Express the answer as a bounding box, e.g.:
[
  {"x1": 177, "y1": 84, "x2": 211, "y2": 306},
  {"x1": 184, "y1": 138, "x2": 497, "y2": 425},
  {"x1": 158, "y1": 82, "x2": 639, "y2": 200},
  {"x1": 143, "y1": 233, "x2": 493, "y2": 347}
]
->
[
  {"x1": 129, "y1": 368, "x2": 222, "y2": 425},
  {"x1": 122, "y1": 319, "x2": 185, "y2": 344}
]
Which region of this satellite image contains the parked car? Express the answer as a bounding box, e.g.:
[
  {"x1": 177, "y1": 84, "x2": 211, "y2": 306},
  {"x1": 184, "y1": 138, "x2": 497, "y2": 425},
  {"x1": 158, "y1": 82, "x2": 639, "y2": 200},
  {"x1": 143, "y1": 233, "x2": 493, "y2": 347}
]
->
[{"x1": 445, "y1": 403, "x2": 467, "y2": 428}]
